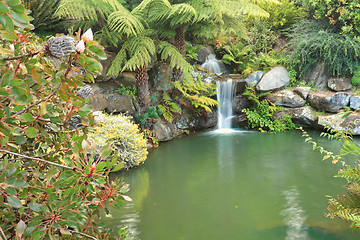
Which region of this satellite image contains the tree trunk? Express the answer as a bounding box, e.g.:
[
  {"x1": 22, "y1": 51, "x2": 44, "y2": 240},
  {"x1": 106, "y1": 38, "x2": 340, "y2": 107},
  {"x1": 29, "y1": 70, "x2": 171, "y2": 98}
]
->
[
  {"x1": 135, "y1": 65, "x2": 150, "y2": 109},
  {"x1": 172, "y1": 26, "x2": 186, "y2": 83}
]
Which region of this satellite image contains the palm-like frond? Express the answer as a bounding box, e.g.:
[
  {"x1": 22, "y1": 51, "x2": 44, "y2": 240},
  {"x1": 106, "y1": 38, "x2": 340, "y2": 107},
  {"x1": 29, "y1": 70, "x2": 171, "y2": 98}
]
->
[
  {"x1": 108, "y1": 6, "x2": 146, "y2": 37},
  {"x1": 157, "y1": 41, "x2": 193, "y2": 72}
]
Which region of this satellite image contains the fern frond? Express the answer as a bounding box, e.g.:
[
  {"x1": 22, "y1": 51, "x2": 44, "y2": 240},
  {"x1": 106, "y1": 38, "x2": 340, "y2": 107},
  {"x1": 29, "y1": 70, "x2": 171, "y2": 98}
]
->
[
  {"x1": 108, "y1": 6, "x2": 146, "y2": 37},
  {"x1": 337, "y1": 166, "x2": 360, "y2": 184},
  {"x1": 123, "y1": 36, "x2": 156, "y2": 72},
  {"x1": 157, "y1": 41, "x2": 193, "y2": 72},
  {"x1": 107, "y1": 47, "x2": 128, "y2": 76},
  {"x1": 158, "y1": 104, "x2": 174, "y2": 123}
]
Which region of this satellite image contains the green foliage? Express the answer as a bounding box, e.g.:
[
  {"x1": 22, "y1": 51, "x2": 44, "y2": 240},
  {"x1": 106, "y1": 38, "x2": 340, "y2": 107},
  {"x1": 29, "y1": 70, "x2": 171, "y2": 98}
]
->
[
  {"x1": 23, "y1": 0, "x2": 62, "y2": 32},
  {"x1": 302, "y1": 0, "x2": 360, "y2": 37},
  {"x1": 352, "y1": 66, "x2": 360, "y2": 86},
  {"x1": 221, "y1": 41, "x2": 255, "y2": 74},
  {"x1": 158, "y1": 91, "x2": 181, "y2": 123},
  {"x1": 0, "y1": 1, "x2": 130, "y2": 239},
  {"x1": 242, "y1": 88, "x2": 296, "y2": 132},
  {"x1": 185, "y1": 42, "x2": 201, "y2": 62},
  {"x1": 172, "y1": 72, "x2": 218, "y2": 113},
  {"x1": 134, "y1": 106, "x2": 163, "y2": 125},
  {"x1": 288, "y1": 20, "x2": 360, "y2": 77},
  {"x1": 88, "y1": 113, "x2": 148, "y2": 169},
  {"x1": 118, "y1": 84, "x2": 137, "y2": 100}
]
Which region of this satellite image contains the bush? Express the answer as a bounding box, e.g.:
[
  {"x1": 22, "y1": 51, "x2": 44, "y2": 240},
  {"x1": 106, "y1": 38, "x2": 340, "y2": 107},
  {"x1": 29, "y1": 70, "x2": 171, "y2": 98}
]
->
[
  {"x1": 88, "y1": 113, "x2": 148, "y2": 169},
  {"x1": 288, "y1": 20, "x2": 360, "y2": 77},
  {"x1": 301, "y1": 0, "x2": 360, "y2": 37},
  {"x1": 352, "y1": 67, "x2": 360, "y2": 86},
  {"x1": 0, "y1": 1, "x2": 129, "y2": 239}
]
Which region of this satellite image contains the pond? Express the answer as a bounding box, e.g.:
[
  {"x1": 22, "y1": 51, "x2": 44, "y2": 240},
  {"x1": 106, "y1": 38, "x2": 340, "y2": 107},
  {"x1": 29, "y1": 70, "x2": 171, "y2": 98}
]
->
[{"x1": 104, "y1": 130, "x2": 360, "y2": 240}]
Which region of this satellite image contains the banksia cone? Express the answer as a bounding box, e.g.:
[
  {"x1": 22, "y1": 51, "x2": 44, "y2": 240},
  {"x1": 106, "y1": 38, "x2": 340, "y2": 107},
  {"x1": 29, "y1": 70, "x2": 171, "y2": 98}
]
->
[{"x1": 45, "y1": 36, "x2": 76, "y2": 58}]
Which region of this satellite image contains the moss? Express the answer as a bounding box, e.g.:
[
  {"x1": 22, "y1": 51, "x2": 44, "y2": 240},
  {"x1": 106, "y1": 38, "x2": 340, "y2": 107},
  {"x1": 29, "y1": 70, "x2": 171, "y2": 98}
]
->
[{"x1": 89, "y1": 113, "x2": 148, "y2": 169}]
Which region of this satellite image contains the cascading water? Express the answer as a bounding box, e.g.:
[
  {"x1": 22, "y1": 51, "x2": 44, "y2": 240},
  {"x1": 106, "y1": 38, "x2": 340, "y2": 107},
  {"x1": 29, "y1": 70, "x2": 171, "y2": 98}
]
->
[
  {"x1": 216, "y1": 79, "x2": 236, "y2": 130},
  {"x1": 201, "y1": 54, "x2": 227, "y2": 75}
]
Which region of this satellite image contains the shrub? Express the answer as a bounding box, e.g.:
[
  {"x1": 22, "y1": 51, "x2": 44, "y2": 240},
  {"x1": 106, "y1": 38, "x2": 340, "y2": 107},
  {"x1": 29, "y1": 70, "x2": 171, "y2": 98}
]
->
[
  {"x1": 88, "y1": 113, "x2": 148, "y2": 169},
  {"x1": 288, "y1": 20, "x2": 360, "y2": 77},
  {"x1": 352, "y1": 67, "x2": 360, "y2": 86},
  {"x1": 0, "y1": 1, "x2": 129, "y2": 239},
  {"x1": 242, "y1": 88, "x2": 296, "y2": 132}
]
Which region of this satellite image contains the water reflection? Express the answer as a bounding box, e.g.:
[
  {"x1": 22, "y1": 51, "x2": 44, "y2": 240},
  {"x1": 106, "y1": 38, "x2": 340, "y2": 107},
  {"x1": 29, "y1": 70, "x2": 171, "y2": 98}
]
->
[{"x1": 282, "y1": 187, "x2": 309, "y2": 240}]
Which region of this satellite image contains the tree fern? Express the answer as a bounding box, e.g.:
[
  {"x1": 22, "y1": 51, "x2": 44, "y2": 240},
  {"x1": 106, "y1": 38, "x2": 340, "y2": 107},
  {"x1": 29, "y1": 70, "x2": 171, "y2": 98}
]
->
[
  {"x1": 108, "y1": 8, "x2": 146, "y2": 37},
  {"x1": 157, "y1": 41, "x2": 193, "y2": 72}
]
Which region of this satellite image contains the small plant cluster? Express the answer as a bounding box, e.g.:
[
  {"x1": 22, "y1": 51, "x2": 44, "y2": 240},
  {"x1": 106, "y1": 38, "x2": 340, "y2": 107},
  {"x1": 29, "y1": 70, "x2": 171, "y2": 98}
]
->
[
  {"x1": 241, "y1": 88, "x2": 296, "y2": 132},
  {"x1": 134, "y1": 105, "x2": 163, "y2": 126},
  {"x1": 117, "y1": 83, "x2": 137, "y2": 100},
  {"x1": 288, "y1": 20, "x2": 360, "y2": 78},
  {"x1": 88, "y1": 112, "x2": 148, "y2": 169},
  {"x1": 0, "y1": 1, "x2": 130, "y2": 238},
  {"x1": 352, "y1": 66, "x2": 360, "y2": 86}
]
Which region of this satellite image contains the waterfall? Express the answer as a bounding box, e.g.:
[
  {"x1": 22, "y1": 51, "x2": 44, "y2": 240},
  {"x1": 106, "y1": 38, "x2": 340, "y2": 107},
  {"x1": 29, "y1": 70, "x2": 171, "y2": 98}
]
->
[
  {"x1": 217, "y1": 79, "x2": 236, "y2": 130},
  {"x1": 201, "y1": 54, "x2": 227, "y2": 75}
]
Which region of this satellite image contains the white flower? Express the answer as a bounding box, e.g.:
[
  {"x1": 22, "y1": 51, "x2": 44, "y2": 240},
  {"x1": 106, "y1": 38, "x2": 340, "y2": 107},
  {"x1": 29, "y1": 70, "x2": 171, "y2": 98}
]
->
[
  {"x1": 76, "y1": 40, "x2": 85, "y2": 53},
  {"x1": 9, "y1": 44, "x2": 14, "y2": 52},
  {"x1": 82, "y1": 28, "x2": 93, "y2": 42}
]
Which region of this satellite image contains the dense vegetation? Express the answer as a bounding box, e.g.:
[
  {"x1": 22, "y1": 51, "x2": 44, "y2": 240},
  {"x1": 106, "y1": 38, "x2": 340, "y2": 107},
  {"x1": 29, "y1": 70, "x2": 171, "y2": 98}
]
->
[{"x1": 2, "y1": 0, "x2": 360, "y2": 238}]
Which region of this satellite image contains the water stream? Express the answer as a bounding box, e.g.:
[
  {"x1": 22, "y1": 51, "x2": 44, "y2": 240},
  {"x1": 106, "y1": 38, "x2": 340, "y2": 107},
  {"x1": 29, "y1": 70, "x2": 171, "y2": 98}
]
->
[
  {"x1": 216, "y1": 79, "x2": 236, "y2": 130},
  {"x1": 104, "y1": 131, "x2": 360, "y2": 240}
]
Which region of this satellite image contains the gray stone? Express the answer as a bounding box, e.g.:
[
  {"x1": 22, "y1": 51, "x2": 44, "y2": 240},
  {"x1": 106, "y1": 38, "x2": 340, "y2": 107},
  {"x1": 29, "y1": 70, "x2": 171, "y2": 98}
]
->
[
  {"x1": 197, "y1": 45, "x2": 215, "y2": 63},
  {"x1": 256, "y1": 67, "x2": 290, "y2": 92},
  {"x1": 275, "y1": 107, "x2": 317, "y2": 127},
  {"x1": 318, "y1": 113, "x2": 360, "y2": 135},
  {"x1": 197, "y1": 111, "x2": 217, "y2": 129},
  {"x1": 294, "y1": 87, "x2": 311, "y2": 100},
  {"x1": 350, "y1": 95, "x2": 360, "y2": 110},
  {"x1": 76, "y1": 85, "x2": 94, "y2": 99},
  {"x1": 327, "y1": 77, "x2": 352, "y2": 92},
  {"x1": 153, "y1": 64, "x2": 172, "y2": 91},
  {"x1": 245, "y1": 71, "x2": 263, "y2": 88},
  {"x1": 174, "y1": 111, "x2": 217, "y2": 130},
  {"x1": 303, "y1": 62, "x2": 328, "y2": 88},
  {"x1": 266, "y1": 89, "x2": 306, "y2": 108},
  {"x1": 106, "y1": 95, "x2": 136, "y2": 114},
  {"x1": 152, "y1": 120, "x2": 174, "y2": 142},
  {"x1": 233, "y1": 95, "x2": 252, "y2": 114},
  {"x1": 307, "y1": 91, "x2": 353, "y2": 113}
]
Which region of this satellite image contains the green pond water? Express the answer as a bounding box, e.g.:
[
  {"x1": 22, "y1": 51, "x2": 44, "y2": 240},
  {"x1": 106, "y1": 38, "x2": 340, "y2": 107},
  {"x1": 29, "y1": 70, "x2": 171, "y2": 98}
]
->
[{"x1": 104, "y1": 130, "x2": 360, "y2": 240}]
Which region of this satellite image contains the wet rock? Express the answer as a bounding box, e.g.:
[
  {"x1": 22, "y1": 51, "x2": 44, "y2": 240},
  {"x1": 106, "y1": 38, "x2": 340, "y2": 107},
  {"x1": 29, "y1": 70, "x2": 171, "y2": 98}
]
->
[
  {"x1": 236, "y1": 113, "x2": 248, "y2": 127},
  {"x1": 350, "y1": 95, "x2": 360, "y2": 110},
  {"x1": 245, "y1": 71, "x2": 263, "y2": 88},
  {"x1": 256, "y1": 67, "x2": 290, "y2": 92},
  {"x1": 197, "y1": 111, "x2": 217, "y2": 129},
  {"x1": 153, "y1": 64, "x2": 173, "y2": 91},
  {"x1": 318, "y1": 112, "x2": 360, "y2": 135},
  {"x1": 175, "y1": 111, "x2": 217, "y2": 130},
  {"x1": 293, "y1": 87, "x2": 311, "y2": 100},
  {"x1": 307, "y1": 91, "x2": 353, "y2": 113},
  {"x1": 275, "y1": 107, "x2": 317, "y2": 127},
  {"x1": 266, "y1": 89, "x2": 306, "y2": 108},
  {"x1": 302, "y1": 62, "x2": 328, "y2": 88},
  {"x1": 233, "y1": 95, "x2": 252, "y2": 114},
  {"x1": 197, "y1": 45, "x2": 215, "y2": 63},
  {"x1": 152, "y1": 120, "x2": 174, "y2": 142},
  {"x1": 327, "y1": 77, "x2": 352, "y2": 91}
]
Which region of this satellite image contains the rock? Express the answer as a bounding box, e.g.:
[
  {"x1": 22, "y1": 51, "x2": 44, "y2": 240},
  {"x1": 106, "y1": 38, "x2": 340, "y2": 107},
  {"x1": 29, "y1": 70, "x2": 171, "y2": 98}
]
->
[
  {"x1": 68, "y1": 115, "x2": 82, "y2": 130},
  {"x1": 153, "y1": 64, "x2": 173, "y2": 91},
  {"x1": 266, "y1": 89, "x2": 306, "y2": 108},
  {"x1": 245, "y1": 71, "x2": 263, "y2": 88},
  {"x1": 197, "y1": 45, "x2": 215, "y2": 63},
  {"x1": 318, "y1": 112, "x2": 360, "y2": 135},
  {"x1": 233, "y1": 95, "x2": 252, "y2": 114},
  {"x1": 106, "y1": 95, "x2": 136, "y2": 114},
  {"x1": 302, "y1": 62, "x2": 328, "y2": 88},
  {"x1": 119, "y1": 71, "x2": 136, "y2": 84},
  {"x1": 256, "y1": 67, "x2": 290, "y2": 92},
  {"x1": 327, "y1": 77, "x2": 352, "y2": 91},
  {"x1": 95, "y1": 51, "x2": 114, "y2": 82},
  {"x1": 307, "y1": 91, "x2": 353, "y2": 113},
  {"x1": 275, "y1": 107, "x2": 317, "y2": 127},
  {"x1": 152, "y1": 120, "x2": 174, "y2": 142},
  {"x1": 350, "y1": 95, "x2": 360, "y2": 110},
  {"x1": 175, "y1": 111, "x2": 217, "y2": 130},
  {"x1": 76, "y1": 85, "x2": 94, "y2": 99},
  {"x1": 293, "y1": 87, "x2": 311, "y2": 100},
  {"x1": 197, "y1": 111, "x2": 217, "y2": 129},
  {"x1": 236, "y1": 113, "x2": 248, "y2": 127}
]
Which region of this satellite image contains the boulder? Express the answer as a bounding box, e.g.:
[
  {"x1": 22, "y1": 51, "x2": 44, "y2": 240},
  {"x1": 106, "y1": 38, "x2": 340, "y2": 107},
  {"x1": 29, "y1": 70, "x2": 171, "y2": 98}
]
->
[
  {"x1": 174, "y1": 111, "x2": 217, "y2": 130},
  {"x1": 106, "y1": 95, "x2": 136, "y2": 114},
  {"x1": 76, "y1": 85, "x2": 94, "y2": 99},
  {"x1": 307, "y1": 91, "x2": 353, "y2": 113},
  {"x1": 233, "y1": 95, "x2": 252, "y2": 114},
  {"x1": 153, "y1": 64, "x2": 172, "y2": 91},
  {"x1": 197, "y1": 45, "x2": 215, "y2": 63},
  {"x1": 275, "y1": 107, "x2": 317, "y2": 127},
  {"x1": 256, "y1": 67, "x2": 290, "y2": 92},
  {"x1": 245, "y1": 71, "x2": 263, "y2": 88},
  {"x1": 152, "y1": 120, "x2": 174, "y2": 142},
  {"x1": 293, "y1": 87, "x2": 311, "y2": 100},
  {"x1": 318, "y1": 113, "x2": 360, "y2": 135},
  {"x1": 327, "y1": 77, "x2": 352, "y2": 91},
  {"x1": 266, "y1": 89, "x2": 306, "y2": 108},
  {"x1": 350, "y1": 95, "x2": 360, "y2": 110},
  {"x1": 302, "y1": 62, "x2": 328, "y2": 88}
]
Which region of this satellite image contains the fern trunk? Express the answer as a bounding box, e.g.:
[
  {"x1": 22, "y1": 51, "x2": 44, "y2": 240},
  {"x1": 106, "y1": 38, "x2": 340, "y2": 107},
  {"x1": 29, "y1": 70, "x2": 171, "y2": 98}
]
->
[
  {"x1": 172, "y1": 26, "x2": 186, "y2": 83},
  {"x1": 136, "y1": 65, "x2": 150, "y2": 108}
]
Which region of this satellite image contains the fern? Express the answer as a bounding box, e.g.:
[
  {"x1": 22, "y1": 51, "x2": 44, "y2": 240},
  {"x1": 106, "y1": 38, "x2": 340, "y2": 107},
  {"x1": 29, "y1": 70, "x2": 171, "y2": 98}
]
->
[
  {"x1": 108, "y1": 7, "x2": 146, "y2": 37},
  {"x1": 157, "y1": 41, "x2": 193, "y2": 72}
]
